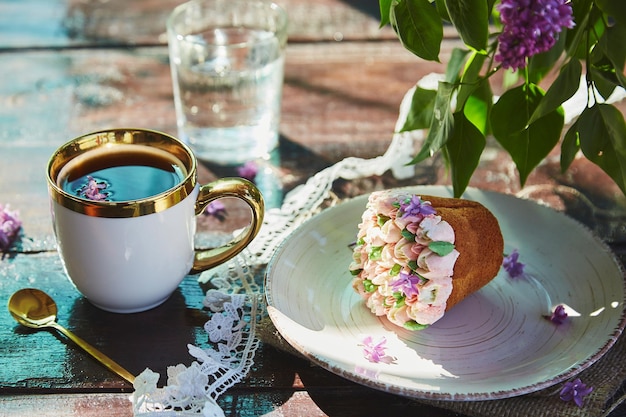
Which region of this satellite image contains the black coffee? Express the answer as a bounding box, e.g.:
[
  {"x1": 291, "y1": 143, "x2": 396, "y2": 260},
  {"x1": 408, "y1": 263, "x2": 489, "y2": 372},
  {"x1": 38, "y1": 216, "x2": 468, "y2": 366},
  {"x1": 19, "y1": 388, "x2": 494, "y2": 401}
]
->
[{"x1": 58, "y1": 146, "x2": 186, "y2": 202}]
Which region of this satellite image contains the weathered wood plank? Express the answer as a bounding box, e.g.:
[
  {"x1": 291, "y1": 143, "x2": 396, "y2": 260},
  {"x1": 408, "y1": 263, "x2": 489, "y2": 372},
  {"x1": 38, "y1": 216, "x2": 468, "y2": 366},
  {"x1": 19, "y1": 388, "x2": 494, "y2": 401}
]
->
[{"x1": 0, "y1": 0, "x2": 396, "y2": 49}]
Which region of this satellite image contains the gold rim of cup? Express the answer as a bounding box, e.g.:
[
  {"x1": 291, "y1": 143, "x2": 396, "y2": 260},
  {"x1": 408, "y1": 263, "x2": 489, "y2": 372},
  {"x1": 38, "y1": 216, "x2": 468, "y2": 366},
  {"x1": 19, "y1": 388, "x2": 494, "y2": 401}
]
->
[{"x1": 47, "y1": 128, "x2": 197, "y2": 218}]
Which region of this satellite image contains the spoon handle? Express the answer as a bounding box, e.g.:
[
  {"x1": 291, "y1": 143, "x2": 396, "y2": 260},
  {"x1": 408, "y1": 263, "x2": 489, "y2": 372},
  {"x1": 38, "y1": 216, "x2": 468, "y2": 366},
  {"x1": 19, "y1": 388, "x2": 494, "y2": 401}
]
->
[{"x1": 51, "y1": 322, "x2": 136, "y2": 385}]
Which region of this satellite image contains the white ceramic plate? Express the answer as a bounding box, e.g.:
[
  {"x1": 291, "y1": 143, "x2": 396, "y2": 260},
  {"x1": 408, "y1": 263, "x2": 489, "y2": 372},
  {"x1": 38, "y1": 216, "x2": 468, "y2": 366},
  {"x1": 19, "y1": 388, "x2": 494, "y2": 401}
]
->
[{"x1": 265, "y1": 186, "x2": 626, "y2": 400}]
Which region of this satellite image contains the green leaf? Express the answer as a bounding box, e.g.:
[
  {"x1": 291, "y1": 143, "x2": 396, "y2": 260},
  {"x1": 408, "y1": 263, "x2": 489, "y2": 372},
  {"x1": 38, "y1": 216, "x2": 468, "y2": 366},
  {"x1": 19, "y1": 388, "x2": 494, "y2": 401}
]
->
[
  {"x1": 578, "y1": 104, "x2": 626, "y2": 194},
  {"x1": 595, "y1": 0, "x2": 626, "y2": 24},
  {"x1": 565, "y1": 0, "x2": 593, "y2": 54},
  {"x1": 379, "y1": 0, "x2": 393, "y2": 27},
  {"x1": 445, "y1": 48, "x2": 470, "y2": 83},
  {"x1": 560, "y1": 121, "x2": 580, "y2": 173},
  {"x1": 428, "y1": 241, "x2": 456, "y2": 256},
  {"x1": 458, "y1": 53, "x2": 493, "y2": 135},
  {"x1": 444, "y1": 0, "x2": 488, "y2": 51},
  {"x1": 491, "y1": 84, "x2": 564, "y2": 185},
  {"x1": 491, "y1": 85, "x2": 530, "y2": 135},
  {"x1": 399, "y1": 86, "x2": 438, "y2": 132},
  {"x1": 603, "y1": 23, "x2": 626, "y2": 69},
  {"x1": 434, "y1": 0, "x2": 451, "y2": 22},
  {"x1": 456, "y1": 51, "x2": 487, "y2": 109},
  {"x1": 409, "y1": 82, "x2": 455, "y2": 164},
  {"x1": 390, "y1": 264, "x2": 402, "y2": 276},
  {"x1": 390, "y1": 0, "x2": 443, "y2": 62},
  {"x1": 566, "y1": 6, "x2": 604, "y2": 59},
  {"x1": 527, "y1": 32, "x2": 566, "y2": 84},
  {"x1": 463, "y1": 82, "x2": 492, "y2": 135},
  {"x1": 590, "y1": 65, "x2": 619, "y2": 99},
  {"x1": 529, "y1": 59, "x2": 581, "y2": 124},
  {"x1": 446, "y1": 111, "x2": 486, "y2": 197},
  {"x1": 602, "y1": 23, "x2": 626, "y2": 88}
]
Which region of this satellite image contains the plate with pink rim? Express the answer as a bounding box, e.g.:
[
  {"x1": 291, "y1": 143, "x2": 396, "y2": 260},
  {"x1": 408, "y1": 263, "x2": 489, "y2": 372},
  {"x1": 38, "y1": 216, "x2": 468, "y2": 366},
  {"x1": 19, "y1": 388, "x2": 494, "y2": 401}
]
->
[{"x1": 264, "y1": 185, "x2": 626, "y2": 400}]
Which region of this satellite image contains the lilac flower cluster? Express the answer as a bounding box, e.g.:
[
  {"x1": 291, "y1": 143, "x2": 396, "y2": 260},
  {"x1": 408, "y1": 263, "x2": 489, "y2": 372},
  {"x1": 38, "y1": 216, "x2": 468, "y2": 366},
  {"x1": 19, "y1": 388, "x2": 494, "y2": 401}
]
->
[
  {"x1": 359, "y1": 336, "x2": 396, "y2": 364},
  {"x1": 502, "y1": 249, "x2": 525, "y2": 278},
  {"x1": 0, "y1": 204, "x2": 21, "y2": 251},
  {"x1": 78, "y1": 176, "x2": 109, "y2": 201},
  {"x1": 496, "y1": 0, "x2": 575, "y2": 71},
  {"x1": 399, "y1": 195, "x2": 436, "y2": 219},
  {"x1": 204, "y1": 200, "x2": 227, "y2": 221},
  {"x1": 547, "y1": 304, "x2": 568, "y2": 325},
  {"x1": 560, "y1": 378, "x2": 593, "y2": 407},
  {"x1": 391, "y1": 271, "x2": 422, "y2": 298},
  {"x1": 236, "y1": 161, "x2": 258, "y2": 181}
]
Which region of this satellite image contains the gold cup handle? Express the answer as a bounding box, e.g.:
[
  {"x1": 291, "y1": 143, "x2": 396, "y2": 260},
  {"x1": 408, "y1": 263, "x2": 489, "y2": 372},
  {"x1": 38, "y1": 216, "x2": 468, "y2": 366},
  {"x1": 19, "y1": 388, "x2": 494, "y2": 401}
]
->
[{"x1": 190, "y1": 177, "x2": 265, "y2": 274}]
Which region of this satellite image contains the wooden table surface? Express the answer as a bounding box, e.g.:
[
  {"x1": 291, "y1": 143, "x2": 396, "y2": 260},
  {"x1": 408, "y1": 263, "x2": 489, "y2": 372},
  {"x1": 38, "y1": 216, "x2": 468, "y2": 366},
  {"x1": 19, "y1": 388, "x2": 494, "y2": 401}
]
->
[{"x1": 2, "y1": 1, "x2": 626, "y2": 416}]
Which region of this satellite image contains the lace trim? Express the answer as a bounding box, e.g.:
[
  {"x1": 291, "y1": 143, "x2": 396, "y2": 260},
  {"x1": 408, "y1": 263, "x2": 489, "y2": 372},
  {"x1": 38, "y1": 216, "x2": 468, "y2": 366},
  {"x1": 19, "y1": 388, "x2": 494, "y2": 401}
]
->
[{"x1": 132, "y1": 281, "x2": 262, "y2": 416}]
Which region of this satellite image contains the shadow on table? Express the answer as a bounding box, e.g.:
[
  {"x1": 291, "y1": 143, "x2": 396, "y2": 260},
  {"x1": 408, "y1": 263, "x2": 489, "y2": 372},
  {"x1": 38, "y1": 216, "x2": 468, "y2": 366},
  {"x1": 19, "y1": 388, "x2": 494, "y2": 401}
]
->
[
  {"x1": 197, "y1": 134, "x2": 333, "y2": 210},
  {"x1": 296, "y1": 362, "x2": 462, "y2": 416},
  {"x1": 66, "y1": 284, "x2": 207, "y2": 387},
  {"x1": 339, "y1": 0, "x2": 380, "y2": 19}
]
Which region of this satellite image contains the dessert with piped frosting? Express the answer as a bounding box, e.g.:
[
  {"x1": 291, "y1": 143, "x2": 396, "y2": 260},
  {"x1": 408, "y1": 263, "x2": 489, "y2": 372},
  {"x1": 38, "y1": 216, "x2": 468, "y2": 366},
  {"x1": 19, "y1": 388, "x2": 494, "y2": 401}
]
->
[{"x1": 349, "y1": 190, "x2": 504, "y2": 330}]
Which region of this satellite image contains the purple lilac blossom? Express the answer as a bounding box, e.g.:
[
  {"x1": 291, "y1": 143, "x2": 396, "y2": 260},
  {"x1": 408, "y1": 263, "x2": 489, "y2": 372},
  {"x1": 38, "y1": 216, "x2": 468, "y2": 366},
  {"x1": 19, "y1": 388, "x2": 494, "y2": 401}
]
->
[
  {"x1": 236, "y1": 161, "x2": 258, "y2": 181},
  {"x1": 496, "y1": 0, "x2": 575, "y2": 71},
  {"x1": 204, "y1": 200, "x2": 227, "y2": 220},
  {"x1": 360, "y1": 336, "x2": 395, "y2": 364},
  {"x1": 502, "y1": 249, "x2": 525, "y2": 278},
  {"x1": 391, "y1": 271, "x2": 421, "y2": 298},
  {"x1": 0, "y1": 204, "x2": 21, "y2": 251},
  {"x1": 400, "y1": 195, "x2": 436, "y2": 219},
  {"x1": 547, "y1": 304, "x2": 568, "y2": 325},
  {"x1": 79, "y1": 176, "x2": 109, "y2": 201},
  {"x1": 560, "y1": 378, "x2": 593, "y2": 407}
]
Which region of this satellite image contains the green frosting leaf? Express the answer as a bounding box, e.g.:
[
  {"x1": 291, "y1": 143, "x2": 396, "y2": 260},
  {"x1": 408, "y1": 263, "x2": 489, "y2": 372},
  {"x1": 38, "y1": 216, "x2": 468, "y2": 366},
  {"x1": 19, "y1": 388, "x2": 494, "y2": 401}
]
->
[
  {"x1": 393, "y1": 292, "x2": 406, "y2": 308},
  {"x1": 428, "y1": 241, "x2": 455, "y2": 256},
  {"x1": 363, "y1": 279, "x2": 377, "y2": 293},
  {"x1": 404, "y1": 320, "x2": 429, "y2": 331},
  {"x1": 401, "y1": 228, "x2": 416, "y2": 241},
  {"x1": 377, "y1": 214, "x2": 390, "y2": 226},
  {"x1": 370, "y1": 246, "x2": 383, "y2": 261}
]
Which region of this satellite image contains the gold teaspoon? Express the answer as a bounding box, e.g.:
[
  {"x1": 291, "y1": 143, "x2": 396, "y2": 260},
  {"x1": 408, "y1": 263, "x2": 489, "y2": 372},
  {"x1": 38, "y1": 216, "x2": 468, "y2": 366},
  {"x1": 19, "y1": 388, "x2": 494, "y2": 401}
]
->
[{"x1": 8, "y1": 288, "x2": 135, "y2": 385}]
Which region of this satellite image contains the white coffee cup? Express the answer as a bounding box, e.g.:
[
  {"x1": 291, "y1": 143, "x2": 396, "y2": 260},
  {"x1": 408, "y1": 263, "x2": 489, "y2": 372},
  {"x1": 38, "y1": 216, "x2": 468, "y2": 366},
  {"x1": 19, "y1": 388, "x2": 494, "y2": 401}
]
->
[{"x1": 47, "y1": 128, "x2": 264, "y2": 313}]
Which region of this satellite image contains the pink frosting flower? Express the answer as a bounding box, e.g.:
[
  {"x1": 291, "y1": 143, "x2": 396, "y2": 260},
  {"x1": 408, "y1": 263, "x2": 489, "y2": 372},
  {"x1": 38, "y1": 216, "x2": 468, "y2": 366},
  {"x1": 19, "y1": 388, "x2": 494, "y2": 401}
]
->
[{"x1": 417, "y1": 248, "x2": 460, "y2": 278}]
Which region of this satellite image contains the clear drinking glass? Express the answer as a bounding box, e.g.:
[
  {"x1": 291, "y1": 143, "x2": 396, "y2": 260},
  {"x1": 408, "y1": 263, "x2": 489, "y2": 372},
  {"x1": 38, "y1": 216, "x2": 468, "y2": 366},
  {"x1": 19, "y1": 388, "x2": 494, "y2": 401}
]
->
[{"x1": 167, "y1": 0, "x2": 288, "y2": 165}]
